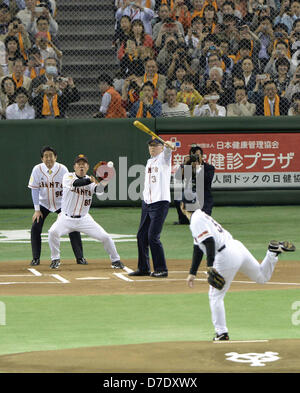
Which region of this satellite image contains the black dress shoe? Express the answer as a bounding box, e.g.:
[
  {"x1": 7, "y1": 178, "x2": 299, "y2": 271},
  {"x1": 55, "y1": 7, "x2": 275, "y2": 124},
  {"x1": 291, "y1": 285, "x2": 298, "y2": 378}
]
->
[
  {"x1": 150, "y1": 271, "x2": 168, "y2": 278},
  {"x1": 128, "y1": 269, "x2": 151, "y2": 276},
  {"x1": 30, "y1": 258, "x2": 40, "y2": 266},
  {"x1": 77, "y1": 258, "x2": 88, "y2": 265}
]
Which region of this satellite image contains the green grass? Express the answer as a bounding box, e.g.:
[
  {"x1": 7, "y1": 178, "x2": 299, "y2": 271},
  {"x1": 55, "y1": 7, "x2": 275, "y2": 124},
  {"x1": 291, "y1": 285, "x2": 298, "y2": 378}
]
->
[
  {"x1": 0, "y1": 206, "x2": 300, "y2": 357},
  {"x1": 1, "y1": 290, "x2": 300, "y2": 356},
  {"x1": 0, "y1": 205, "x2": 300, "y2": 262}
]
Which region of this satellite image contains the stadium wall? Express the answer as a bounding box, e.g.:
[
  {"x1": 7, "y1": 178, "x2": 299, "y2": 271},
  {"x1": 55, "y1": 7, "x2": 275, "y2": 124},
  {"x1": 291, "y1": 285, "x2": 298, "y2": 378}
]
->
[{"x1": 1, "y1": 117, "x2": 300, "y2": 208}]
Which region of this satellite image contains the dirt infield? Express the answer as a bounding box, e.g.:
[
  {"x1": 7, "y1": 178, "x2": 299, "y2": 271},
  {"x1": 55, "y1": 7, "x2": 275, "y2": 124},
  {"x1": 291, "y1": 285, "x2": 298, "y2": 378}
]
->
[{"x1": 1, "y1": 259, "x2": 300, "y2": 373}]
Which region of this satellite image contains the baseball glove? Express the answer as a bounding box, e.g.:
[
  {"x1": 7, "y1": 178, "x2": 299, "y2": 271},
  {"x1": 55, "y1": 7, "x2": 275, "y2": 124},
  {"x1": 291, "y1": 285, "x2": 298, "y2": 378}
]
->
[
  {"x1": 207, "y1": 267, "x2": 225, "y2": 290},
  {"x1": 93, "y1": 161, "x2": 108, "y2": 182}
]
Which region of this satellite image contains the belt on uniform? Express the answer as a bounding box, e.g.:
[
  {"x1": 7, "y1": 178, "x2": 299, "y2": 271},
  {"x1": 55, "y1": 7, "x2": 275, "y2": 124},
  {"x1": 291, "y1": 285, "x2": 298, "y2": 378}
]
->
[
  {"x1": 65, "y1": 214, "x2": 81, "y2": 218},
  {"x1": 218, "y1": 245, "x2": 226, "y2": 252}
]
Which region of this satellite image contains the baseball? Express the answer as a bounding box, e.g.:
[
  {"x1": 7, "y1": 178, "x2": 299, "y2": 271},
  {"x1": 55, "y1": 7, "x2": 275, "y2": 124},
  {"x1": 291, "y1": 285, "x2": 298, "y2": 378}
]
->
[{"x1": 107, "y1": 161, "x2": 114, "y2": 168}]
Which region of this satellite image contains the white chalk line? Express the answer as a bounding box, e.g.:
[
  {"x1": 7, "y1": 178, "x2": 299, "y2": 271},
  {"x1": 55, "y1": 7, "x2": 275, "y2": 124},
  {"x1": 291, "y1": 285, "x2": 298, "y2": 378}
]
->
[
  {"x1": 113, "y1": 272, "x2": 134, "y2": 282},
  {"x1": 213, "y1": 340, "x2": 269, "y2": 344}
]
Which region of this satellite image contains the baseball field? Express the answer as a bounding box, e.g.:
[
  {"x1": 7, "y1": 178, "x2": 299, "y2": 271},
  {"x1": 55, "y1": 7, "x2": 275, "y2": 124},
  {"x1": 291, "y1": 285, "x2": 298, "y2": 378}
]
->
[{"x1": 0, "y1": 205, "x2": 300, "y2": 373}]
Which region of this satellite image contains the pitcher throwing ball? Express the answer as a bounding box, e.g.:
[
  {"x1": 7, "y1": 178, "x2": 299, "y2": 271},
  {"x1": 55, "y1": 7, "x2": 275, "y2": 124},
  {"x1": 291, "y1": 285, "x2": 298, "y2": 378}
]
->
[
  {"x1": 48, "y1": 154, "x2": 124, "y2": 270},
  {"x1": 181, "y1": 196, "x2": 296, "y2": 341}
]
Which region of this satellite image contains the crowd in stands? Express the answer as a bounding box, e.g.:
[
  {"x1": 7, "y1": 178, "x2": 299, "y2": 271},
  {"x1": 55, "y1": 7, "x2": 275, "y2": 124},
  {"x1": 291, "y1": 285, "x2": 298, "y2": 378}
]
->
[
  {"x1": 97, "y1": 0, "x2": 300, "y2": 118},
  {"x1": 0, "y1": 0, "x2": 80, "y2": 120}
]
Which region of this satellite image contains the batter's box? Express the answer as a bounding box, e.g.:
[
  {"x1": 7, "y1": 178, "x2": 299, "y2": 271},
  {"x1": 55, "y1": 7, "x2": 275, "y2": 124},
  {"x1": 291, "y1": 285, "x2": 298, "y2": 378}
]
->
[{"x1": 0, "y1": 269, "x2": 70, "y2": 285}]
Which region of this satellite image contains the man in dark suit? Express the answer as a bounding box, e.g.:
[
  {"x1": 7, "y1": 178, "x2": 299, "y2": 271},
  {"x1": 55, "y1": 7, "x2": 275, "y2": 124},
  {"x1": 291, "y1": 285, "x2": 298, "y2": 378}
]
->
[
  {"x1": 255, "y1": 80, "x2": 289, "y2": 116},
  {"x1": 174, "y1": 144, "x2": 215, "y2": 268}
]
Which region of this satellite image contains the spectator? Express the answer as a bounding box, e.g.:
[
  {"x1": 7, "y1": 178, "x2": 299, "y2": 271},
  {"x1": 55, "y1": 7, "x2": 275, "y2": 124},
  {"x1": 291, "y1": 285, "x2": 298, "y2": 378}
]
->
[
  {"x1": 152, "y1": 3, "x2": 185, "y2": 42},
  {"x1": 166, "y1": 42, "x2": 195, "y2": 80},
  {"x1": 204, "y1": 65, "x2": 232, "y2": 105},
  {"x1": 17, "y1": 0, "x2": 57, "y2": 32},
  {"x1": 285, "y1": 64, "x2": 300, "y2": 100},
  {"x1": 4, "y1": 35, "x2": 22, "y2": 74},
  {"x1": 31, "y1": 77, "x2": 80, "y2": 119},
  {"x1": 218, "y1": 14, "x2": 240, "y2": 54},
  {"x1": 28, "y1": 14, "x2": 58, "y2": 40},
  {"x1": 232, "y1": 38, "x2": 258, "y2": 72},
  {"x1": 198, "y1": 52, "x2": 231, "y2": 92},
  {"x1": 121, "y1": 74, "x2": 141, "y2": 115},
  {"x1": 2, "y1": 56, "x2": 31, "y2": 91},
  {"x1": 131, "y1": 19, "x2": 154, "y2": 49},
  {"x1": 171, "y1": 64, "x2": 187, "y2": 91},
  {"x1": 288, "y1": 91, "x2": 300, "y2": 115},
  {"x1": 272, "y1": 57, "x2": 291, "y2": 96},
  {"x1": 33, "y1": 31, "x2": 62, "y2": 63},
  {"x1": 217, "y1": 0, "x2": 242, "y2": 24},
  {"x1": 24, "y1": 47, "x2": 45, "y2": 79},
  {"x1": 264, "y1": 40, "x2": 291, "y2": 76},
  {"x1": 5, "y1": 17, "x2": 31, "y2": 61},
  {"x1": 137, "y1": 58, "x2": 167, "y2": 102},
  {"x1": 238, "y1": 56, "x2": 257, "y2": 93},
  {"x1": 190, "y1": 0, "x2": 205, "y2": 20},
  {"x1": 0, "y1": 4, "x2": 11, "y2": 39},
  {"x1": 193, "y1": 82, "x2": 226, "y2": 116},
  {"x1": 177, "y1": 74, "x2": 203, "y2": 114},
  {"x1": 0, "y1": 75, "x2": 16, "y2": 117},
  {"x1": 115, "y1": 0, "x2": 155, "y2": 36},
  {"x1": 156, "y1": 35, "x2": 178, "y2": 75},
  {"x1": 170, "y1": 0, "x2": 191, "y2": 34},
  {"x1": 237, "y1": 23, "x2": 261, "y2": 59},
  {"x1": 201, "y1": 4, "x2": 219, "y2": 34},
  {"x1": 119, "y1": 39, "x2": 145, "y2": 79},
  {"x1": 289, "y1": 19, "x2": 300, "y2": 48},
  {"x1": 5, "y1": 85, "x2": 35, "y2": 118},
  {"x1": 255, "y1": 79, "x2": 289, "y2": 116},
  {"x1": 154, "y1": 15, "x2": 186, "y2": 49},
  {"x1": 129, "y1": 81, "x2": 162, "y2": 118},
  {"x1": 94, "y1": 73, "x2": 126, "y2": 118},
  {"x1": 117, "y1": 19, "x2": 154, "y2": 60},
  {"x1": 227, "y1": 86, "x2": 256, "y2": 116},
  {"x1": 274, "y1": 0, "x2": 300, "y2": 34},
  {"x1": 115, "y1": 15, "x2": 132, "y2": 58},
  {"x1": 185, "y1": 16, "x2": 204, "y2": 53},
  {"x1": 31, "y1": 56, "x2": 58, "y2": 94},
  {"x1": 255, "y1": 16, "x2": 274, "y2": 70},
  {"x1": 116, "y1": 0, "x2": 155, "y2": 10},
  {"x1": 161, "y1": 86, "x2": 190, "y2": 117}
]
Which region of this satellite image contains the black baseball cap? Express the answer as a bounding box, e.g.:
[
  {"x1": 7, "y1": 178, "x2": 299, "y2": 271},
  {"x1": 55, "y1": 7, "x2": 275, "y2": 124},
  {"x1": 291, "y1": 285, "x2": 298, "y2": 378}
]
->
[
  {"x1": 148, "y1": 137, "x2": 164, "y2": 145},
  {"x1": 74, "y1": 154, "x2": 89, "y2": 164}
]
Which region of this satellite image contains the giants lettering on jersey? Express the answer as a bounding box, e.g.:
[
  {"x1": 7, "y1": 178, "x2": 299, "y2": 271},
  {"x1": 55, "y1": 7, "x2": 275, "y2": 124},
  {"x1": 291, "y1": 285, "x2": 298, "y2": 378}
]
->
[
  {"x1": 71, "y1": 188, "x2": 92, "y2": 196},
  {"x1": 39, "y1": 181, "x2": 62, "y2": 189}
]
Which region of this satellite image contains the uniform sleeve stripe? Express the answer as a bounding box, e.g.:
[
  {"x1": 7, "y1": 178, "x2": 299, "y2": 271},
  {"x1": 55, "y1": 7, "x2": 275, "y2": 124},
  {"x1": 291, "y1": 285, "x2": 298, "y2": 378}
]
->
[{"x1": 197, "y1": 231, "x2": 209, "y2": 239}]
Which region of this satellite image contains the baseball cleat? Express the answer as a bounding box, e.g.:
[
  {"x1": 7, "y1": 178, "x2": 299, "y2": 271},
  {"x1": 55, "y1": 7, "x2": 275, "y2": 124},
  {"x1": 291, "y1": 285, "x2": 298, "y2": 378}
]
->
[
  {"x1": 213, "y1": 332, "x2": 229, "y2": 341},
  {"x1": 111, "y1": 260, "x2": 125, "y2": 269},
  {"x1": 150, "y1": 271, "x2": 168, "y2": 278},
  {"x1": 128, "y1": 269, "x2": 151, "y2": 276},
  {"x1": 50, "y1": 259, "x2": 61, "y2": 269},
  {"x1": 30, "y1": 258, "x2": 40, "y2": 266},
  {"x1": 268, "y1": 241, "x2": 296, "y2": 254},
  {"x1": 77, "y1": 258, "x2": 88, "y2": 265}
]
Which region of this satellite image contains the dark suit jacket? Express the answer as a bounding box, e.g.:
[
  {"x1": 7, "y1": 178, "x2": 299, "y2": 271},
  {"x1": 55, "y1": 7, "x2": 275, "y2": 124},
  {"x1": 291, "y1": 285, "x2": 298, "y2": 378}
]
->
[
  {"x1": 255, "y1": 95, "x2": 289, "y2": 116},
  {"x1": 175, "y1": 161, "x2": 215, "y2": 215},
  {"x1": 30, "y1": 87, "x2": 80, "y2": 118}
]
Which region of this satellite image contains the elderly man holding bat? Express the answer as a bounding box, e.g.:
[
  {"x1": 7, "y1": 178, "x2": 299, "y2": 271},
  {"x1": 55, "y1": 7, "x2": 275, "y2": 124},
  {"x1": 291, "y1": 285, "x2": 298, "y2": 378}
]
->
[{"x1": 130, "y1": 122, "x2": 175, "y2": 277}]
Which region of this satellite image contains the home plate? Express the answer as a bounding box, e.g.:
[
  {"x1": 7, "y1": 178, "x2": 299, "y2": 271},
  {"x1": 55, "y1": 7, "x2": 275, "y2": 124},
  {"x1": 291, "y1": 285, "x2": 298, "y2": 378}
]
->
[{"x1": 76, "y1": 277, "x2": 110, "y2": 280}]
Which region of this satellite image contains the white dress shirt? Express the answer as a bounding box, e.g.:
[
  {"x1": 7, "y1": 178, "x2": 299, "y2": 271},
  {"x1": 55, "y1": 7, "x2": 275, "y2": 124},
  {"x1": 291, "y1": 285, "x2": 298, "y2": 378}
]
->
[{"x1": 6, "y1": 103, "x2": 35, "y2": 119}]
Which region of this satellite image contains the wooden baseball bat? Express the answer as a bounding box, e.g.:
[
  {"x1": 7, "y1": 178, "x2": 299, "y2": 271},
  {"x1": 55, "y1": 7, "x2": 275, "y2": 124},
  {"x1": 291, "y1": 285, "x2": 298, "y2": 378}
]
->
[{"x1": 133, "y1": 121, "x2": 176, "y2": 150}]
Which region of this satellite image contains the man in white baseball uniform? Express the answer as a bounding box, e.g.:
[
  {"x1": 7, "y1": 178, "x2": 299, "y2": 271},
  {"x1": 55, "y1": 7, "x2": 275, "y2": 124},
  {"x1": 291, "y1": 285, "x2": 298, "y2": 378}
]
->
[
  {"x1": 48, "y1": 154, "x2": 124, "y2": 270},
  {"x1": 181, "y1": 197, "x2": 296, "y2": 341},
  {"x1": 129, "y1": 137, "x2": 175, "y2": 278},
  {"x1": 28, "y1": 146, "x2": 86, "y2": 267}
]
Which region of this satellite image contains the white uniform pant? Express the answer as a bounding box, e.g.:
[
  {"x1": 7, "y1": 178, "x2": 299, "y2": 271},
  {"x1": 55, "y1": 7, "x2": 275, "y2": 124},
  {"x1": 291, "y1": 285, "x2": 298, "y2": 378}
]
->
[
  {"x1": 48, "y1": 213, "x2": 120, "y2": 262},
  {"x1": 209, "y1": 239, "x2": 278, "y2": 335}
]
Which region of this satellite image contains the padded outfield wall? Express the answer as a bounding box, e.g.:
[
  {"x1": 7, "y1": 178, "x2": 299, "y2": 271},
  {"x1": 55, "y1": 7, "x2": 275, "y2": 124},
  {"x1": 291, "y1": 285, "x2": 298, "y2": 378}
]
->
[{"x1": 0, "y1": 117, "x2": 300, "y2": 208}]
